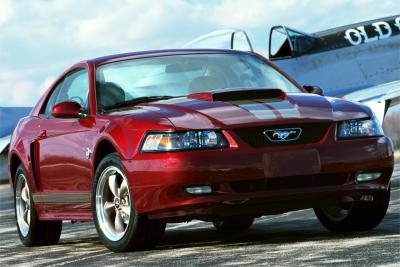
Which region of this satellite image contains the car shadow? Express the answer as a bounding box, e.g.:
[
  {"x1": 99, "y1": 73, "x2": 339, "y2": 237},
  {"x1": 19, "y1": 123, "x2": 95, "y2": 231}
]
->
[
  {"x1": 156, "y1": 212, "x2": 400, "y2": 250},
  {"x1": 54, "y1": 212, "x2": 399, "y2": 252}
]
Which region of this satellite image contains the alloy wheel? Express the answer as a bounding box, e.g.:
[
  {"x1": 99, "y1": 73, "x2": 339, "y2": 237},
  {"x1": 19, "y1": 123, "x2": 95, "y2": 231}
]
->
[
  {"x1": 96, "y1": 166, "x2": 131, "y2": 241},
  {"x1": 16, "y1": 173, "x2": 31, "y2": 237}
]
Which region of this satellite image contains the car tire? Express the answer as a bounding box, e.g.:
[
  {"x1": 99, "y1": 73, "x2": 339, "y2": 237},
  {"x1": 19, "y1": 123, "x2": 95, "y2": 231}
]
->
[
  {"x1": 92, "y1": 153, "x2": 166, "y2": 252},
  {"x1": 213, "y1": 216, "x2": 254, "y2": 232},
  {"x1": 314, "y1": 187, "x2": 390, "y2": 232},
  {"x1": 14, "y1": 165, "x2": 62, "y2": 246}
]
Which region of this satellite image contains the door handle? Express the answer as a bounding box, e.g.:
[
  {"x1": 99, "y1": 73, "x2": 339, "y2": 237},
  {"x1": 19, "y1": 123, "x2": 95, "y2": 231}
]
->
[{"x1": 37, "y1": 130, "x2": 47, "y2": 139}]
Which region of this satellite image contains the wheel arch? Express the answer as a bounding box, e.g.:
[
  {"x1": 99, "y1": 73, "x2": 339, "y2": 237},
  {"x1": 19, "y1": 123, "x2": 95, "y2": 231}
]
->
[
  {"x1": 9, "y1": 152, "x2": 22, "y2": 189},
  {"x1": 93, "y1": 138, "x2": 119, "y2": 173}
]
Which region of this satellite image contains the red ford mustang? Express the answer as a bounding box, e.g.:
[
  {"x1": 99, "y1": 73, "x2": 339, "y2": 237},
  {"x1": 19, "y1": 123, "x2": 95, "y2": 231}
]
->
[{"x1": 9, "y1": 49, "x2": 394, "y2": 252}]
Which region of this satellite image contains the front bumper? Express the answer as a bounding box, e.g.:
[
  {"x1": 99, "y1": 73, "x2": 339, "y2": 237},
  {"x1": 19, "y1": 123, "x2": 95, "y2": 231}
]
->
[{"x1": 123, "y1": 130, "x2": 394, "y2": 221}]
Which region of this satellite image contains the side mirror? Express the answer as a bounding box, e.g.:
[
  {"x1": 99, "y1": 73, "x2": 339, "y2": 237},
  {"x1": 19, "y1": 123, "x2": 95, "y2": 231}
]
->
[
  {"x1": 51, "y1": 101, "x2": 84, "y2": 118},
  {"x1": 303, "y1": 85, "x2": 324, "y2": 96}
]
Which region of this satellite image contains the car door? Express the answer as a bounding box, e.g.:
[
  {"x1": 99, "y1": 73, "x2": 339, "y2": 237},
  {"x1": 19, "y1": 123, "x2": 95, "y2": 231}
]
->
[{"x1": 36, "y1": 68, "x2": 97, "y2": 197}]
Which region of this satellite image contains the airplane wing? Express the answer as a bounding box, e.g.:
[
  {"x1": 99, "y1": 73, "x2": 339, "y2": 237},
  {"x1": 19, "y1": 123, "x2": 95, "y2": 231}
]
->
[
  {"x1": 0, "y1": 106, "x2": 32, "y2": 155},
  {"x1": 342, "y1": 81, "x2": 400, "y2": 124},
  {"x1": 0, "y1": 135, "x2": 10, "y2": 155},
  {"x1": 343, "y1": 80, "x2": 400, "y2": 104}
]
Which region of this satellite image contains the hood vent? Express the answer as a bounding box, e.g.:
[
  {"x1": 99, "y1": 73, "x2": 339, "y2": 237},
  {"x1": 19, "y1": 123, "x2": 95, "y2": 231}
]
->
[{"x1": 188, "y1": 88, "x2": 286, "y2": 102}]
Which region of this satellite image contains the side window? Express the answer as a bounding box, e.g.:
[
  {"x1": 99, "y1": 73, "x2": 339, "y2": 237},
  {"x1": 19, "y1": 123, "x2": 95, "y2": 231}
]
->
[
  {"x1": 41, "y1": 80, "x2": 64, "y2": 117},
  {"x1": 54, "y1": 69, "x2": 89, "y2": 114}
]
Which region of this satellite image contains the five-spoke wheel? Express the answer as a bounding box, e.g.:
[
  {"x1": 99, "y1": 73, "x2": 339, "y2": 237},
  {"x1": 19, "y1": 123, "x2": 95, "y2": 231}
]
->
[
  {"x1": 93, "y1": 153, "x2": 166, "y2": 252},
  {"x1": 96, "y1": 166, "x2": 132, "y2": 241},
  {"x1": 14, "y1": 165, "x2": 62, "y2": 246},
  {"x1": 15, "y1": 173, "x2": 31, "y2": 237}
]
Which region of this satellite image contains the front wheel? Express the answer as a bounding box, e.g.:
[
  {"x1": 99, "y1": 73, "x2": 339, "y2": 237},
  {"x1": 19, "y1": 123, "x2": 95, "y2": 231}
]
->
[
  {"x1": 14, "y1": 166, "x2": 62, "y2": 246},
  {"x1": 92, "y1": 153, "x2": 166, "y2": 252},
  {"x1": 314, "y1": 187, "x2": 390, "y2": 232},
  {"x1": 213, "y1": 216, "x2": 254, "y2": 232}
]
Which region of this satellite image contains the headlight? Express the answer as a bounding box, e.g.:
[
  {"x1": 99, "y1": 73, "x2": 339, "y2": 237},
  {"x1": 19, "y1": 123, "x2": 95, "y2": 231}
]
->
[
  {"x1": 337, "y1": 118, "x2": 383, "y2": 139},
  {"x1": 141, "y1": 130, "x2": 228, "y2": 152}
]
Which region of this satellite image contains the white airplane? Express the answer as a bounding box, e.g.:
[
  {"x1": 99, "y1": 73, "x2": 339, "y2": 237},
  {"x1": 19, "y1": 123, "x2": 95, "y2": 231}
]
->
[
  {"x1": 0, "y1": 135, "x2": 10, "y2": 154},
  {"x1": 184, "y1": 15, "x2": 400, "y2": 124}
]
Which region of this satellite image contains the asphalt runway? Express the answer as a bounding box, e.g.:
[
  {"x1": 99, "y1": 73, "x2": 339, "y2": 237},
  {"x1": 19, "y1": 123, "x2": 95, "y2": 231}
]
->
[{"x1": 1, "y1": 162, "x2": 399, "y2": 267}]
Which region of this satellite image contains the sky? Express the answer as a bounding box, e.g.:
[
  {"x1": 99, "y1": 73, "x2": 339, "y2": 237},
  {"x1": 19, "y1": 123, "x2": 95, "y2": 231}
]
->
[{"x1": 0, "y1": 0, "x2": 398, "y2": 107}]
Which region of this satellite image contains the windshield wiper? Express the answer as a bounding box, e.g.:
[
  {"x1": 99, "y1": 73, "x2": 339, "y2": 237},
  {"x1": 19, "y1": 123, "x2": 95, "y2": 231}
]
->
[{"x1": 104, "y1": 96, "x2": 178, "y2": 112}]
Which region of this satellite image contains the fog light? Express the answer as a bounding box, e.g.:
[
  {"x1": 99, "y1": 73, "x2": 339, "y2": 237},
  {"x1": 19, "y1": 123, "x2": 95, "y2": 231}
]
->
[
  {"x1": 356, "y1": 172, "x2": 381, "y2": 182},
  {"x1": 185, "y1": 185, "x2": 212, "y2": 195}
]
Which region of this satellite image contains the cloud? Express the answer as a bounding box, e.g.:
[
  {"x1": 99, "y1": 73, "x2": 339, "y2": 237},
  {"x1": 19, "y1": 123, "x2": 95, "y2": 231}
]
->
[
  {"x1": 0, "y1": 0, "x2": 398, "y2": 106},
  {"x1": 70, "y1": 0, "x2": 208, "y2": 51},
  {"x1": 0, "y1": 79, "x2": 43, "y2": 107},
  {"x1": 207, "y1": 0, "x2": 399, "y2": 31},
  {"x1": 0, "y1": 0, "x2": 15, "y2": 25},
  {"x1": 0, "y1": 71, "x2": 54, "y2": 107}
]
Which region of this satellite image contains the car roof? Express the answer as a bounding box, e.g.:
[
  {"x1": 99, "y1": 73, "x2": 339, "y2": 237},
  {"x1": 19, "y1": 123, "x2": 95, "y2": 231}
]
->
[{"x1": 90, "y1": 48, "x2": 252, "y2": 65}]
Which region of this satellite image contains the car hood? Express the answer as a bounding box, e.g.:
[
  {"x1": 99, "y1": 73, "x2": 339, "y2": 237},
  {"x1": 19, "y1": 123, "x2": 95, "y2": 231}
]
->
[{"x1": 111, "y1": 89, "x2": 371, "y2": 130}]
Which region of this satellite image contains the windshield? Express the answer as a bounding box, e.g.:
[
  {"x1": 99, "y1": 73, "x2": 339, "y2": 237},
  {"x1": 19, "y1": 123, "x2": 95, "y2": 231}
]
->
[{"x1": 95, "y1": 53, "x2": 301, "y2": 111}]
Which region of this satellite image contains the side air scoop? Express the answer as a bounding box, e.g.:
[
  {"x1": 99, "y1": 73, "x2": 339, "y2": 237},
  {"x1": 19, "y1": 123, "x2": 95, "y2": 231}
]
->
[{"x1": 187, "y1": 88, "x2": 286, "y2": 102}]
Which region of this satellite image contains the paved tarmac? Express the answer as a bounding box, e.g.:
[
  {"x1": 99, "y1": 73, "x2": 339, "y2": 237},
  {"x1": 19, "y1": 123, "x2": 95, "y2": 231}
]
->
[{"x1": 0, "y1": 162, "x2": 399, "y2": 267}]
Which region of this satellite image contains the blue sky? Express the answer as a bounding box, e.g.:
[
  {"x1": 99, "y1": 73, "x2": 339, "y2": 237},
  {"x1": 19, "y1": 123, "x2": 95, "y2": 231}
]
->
[{"x1": 0, "y1": 0, "x2": 398, "y2": 107}]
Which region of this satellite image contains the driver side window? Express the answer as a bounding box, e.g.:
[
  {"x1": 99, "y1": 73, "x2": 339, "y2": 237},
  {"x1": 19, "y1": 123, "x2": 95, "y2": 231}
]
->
[
  {"x1": 42, "y1": 80, "x2": 64, "y2": 117},
  {"x1": 41, "y1": 69, "x2": 89, "y2": 118},
  {"x1": 54, "y1": 69, "x2": 89, "y2": 114}
]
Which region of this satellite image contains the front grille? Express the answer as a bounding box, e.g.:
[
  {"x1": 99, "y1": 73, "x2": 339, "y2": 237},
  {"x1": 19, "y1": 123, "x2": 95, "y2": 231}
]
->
[
  {"x1": 233, "y1": 123, "x2": 331, "y2": 147},
  {"x1": 230, "y1": 173, "x2": 351, "y2": 193}
]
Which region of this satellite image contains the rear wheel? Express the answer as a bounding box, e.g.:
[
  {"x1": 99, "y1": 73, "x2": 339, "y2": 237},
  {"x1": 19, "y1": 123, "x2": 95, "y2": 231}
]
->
[
  {"x1": 314, "y1": 188, "x2": 390, "y2": 232},
  {"x1": 93, "y1": 153, "x2": 165, "y2": 252},
  {"x1": 213, "y1": 216, "x2": 254, "y2": 232},
  {"x1": 14, "y1": 166, "x2": 62, "y2": 246}
]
